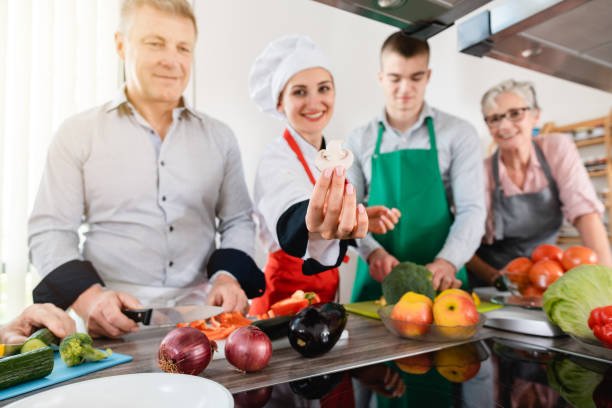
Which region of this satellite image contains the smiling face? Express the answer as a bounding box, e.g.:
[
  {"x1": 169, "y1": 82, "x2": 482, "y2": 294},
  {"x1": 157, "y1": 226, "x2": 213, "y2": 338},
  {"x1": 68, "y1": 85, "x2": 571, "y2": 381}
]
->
[
  {"x1": 379, "y1": 51, "x2": 430, "y2": 120},
  {"x1": 115, "y1": 5, "x2": 196, "y2": 106},
  {"x1": 484, "y1": 91, "x2": 540, "y2": 151},
  {"x1": 277, "y1": 67, "x2": 335, "y2": 144}
]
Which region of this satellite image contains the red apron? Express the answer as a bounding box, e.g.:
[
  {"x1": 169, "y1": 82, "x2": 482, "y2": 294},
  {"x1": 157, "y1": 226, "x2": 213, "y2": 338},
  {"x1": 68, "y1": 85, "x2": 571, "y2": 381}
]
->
[{"x1": 249, "y1": 130, "x2": 341, "y2": 315}]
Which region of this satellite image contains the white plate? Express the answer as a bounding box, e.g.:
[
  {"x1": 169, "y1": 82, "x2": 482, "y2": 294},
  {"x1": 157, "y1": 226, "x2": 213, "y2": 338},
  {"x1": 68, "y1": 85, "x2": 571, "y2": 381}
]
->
[{"x1": 5, "y1": 373, "x2": 233, "y2": 408}]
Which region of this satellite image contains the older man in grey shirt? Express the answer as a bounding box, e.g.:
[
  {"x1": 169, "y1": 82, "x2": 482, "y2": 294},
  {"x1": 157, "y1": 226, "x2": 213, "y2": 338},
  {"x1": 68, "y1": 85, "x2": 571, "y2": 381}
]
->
[{"x1": 28, "y1": 0, "x2": 263, "y2": 338}]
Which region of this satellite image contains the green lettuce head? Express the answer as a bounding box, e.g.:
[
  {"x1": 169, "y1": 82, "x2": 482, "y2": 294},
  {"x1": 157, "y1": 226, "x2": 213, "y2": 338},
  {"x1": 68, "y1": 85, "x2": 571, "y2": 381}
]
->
[{"x1": 543, "y1": 264, "x2": 612, "y2": 338}]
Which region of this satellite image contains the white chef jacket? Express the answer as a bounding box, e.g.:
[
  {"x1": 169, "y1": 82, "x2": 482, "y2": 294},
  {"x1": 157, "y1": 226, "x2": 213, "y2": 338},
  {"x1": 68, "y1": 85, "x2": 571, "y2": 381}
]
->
[{"x1": 253, "y1": 126, "x2": 345, "y2": 268}]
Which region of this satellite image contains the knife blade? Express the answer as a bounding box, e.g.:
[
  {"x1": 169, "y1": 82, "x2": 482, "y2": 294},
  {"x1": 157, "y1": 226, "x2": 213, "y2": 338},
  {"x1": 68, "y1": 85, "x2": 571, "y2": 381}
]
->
[
  {"x1": 123, "y1": 305, "x2": 223, "y2": 326},
  {"x1": 0, "y1": 343, "x2": 23, "y2": 358}
]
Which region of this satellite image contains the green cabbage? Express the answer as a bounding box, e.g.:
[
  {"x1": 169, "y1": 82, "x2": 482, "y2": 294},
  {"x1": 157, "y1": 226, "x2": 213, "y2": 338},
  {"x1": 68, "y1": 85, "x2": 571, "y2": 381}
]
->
[
  {"x1": 546, "y1": 358, "x2": 603, "y2": 408},
  {"x1": 542, "y1": 265, "x2": 612, "y2": 338}
]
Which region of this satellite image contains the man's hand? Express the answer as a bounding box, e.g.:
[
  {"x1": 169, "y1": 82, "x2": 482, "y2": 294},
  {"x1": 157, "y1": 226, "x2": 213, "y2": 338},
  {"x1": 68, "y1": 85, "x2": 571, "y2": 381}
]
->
[
  {"x1": 426, "y1": 258, "x2": 461, "y2": 290},
  {"x1": 207, "y1": 274, "x2": 248, "y2": 314},
  {"x1": 368, "y1": 248, "x2": 400, "y2": 282},
  {"x1": 351, "y1": 364, "x2": 406, "y2": 399},
  {"x1": 1, "y1": 303, "x2": 76, "y2": 344},
  {"x1": 366, "y1": 206, "x2": 401, "y2": 235},
  {"x1": 306, "y1": 166, "x2": 368, "y2": 240},
  {"x1": 72, "y1": 284, "x2": 141, "y2": 338}
]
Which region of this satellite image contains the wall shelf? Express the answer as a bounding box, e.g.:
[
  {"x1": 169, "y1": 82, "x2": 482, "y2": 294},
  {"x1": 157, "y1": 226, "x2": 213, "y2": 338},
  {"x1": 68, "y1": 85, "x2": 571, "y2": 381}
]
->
[{"x1": 542, "y1": 109, "x2": 612, "y2": 245}]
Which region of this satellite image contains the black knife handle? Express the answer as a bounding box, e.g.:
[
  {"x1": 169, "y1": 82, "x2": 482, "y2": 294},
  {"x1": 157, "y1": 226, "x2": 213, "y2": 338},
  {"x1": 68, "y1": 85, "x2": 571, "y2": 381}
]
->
[{"x1": 123, "y1": 308, "x2": 152, "y2": 325}]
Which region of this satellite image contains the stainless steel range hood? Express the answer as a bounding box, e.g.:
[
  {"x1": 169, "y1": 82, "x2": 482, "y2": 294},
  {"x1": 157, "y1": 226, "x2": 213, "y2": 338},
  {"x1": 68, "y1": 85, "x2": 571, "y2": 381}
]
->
[
  {"x1": 311, "y1": 0, "x2": 492, "y2": 39},
  {"x1": 458, "y1": 0, "x2": 612, "y2": 92}
]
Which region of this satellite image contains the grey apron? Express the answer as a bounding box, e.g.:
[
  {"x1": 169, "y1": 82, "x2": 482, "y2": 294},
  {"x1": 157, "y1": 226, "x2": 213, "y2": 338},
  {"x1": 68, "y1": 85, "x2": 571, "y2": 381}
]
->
[{"x1": 476, "y1": 142, "x2": 563, "y2": 270}]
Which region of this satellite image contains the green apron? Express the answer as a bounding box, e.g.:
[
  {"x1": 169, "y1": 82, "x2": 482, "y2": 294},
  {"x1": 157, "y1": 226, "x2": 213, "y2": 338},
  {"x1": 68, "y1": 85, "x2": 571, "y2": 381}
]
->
[
  {"x1": 351, "y1": 117, "x2": 467, "y2": 408},
  {"x1": 351, "y1": 117, "x2": 468, "y2": 303}
]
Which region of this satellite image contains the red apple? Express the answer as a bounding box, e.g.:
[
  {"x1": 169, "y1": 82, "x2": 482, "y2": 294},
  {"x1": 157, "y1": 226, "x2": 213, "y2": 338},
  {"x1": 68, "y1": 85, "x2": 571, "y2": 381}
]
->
[
  {"x1": 390, "y1": 300, "x2": 433, "y2": 336},
  {"x1": 433, "y1": 294, "x2": 479, "y2": 327},
  {"x1": 394, "y1": 353, "x2": 433, "y2": 375}
]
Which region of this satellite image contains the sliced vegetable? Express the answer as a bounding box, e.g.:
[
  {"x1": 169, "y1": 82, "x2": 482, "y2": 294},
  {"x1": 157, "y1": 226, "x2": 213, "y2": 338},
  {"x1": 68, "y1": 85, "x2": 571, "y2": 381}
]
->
[
  {"x1": 179, "y1": 311, "x2": 252, "y2": 341},
  {"x1": 0, "y1": 347, "x2": 54, "y2": 389},
  {"x1": 27, "y1": 327, "x2": 60, "y2": 347},
  {"x1": 543, "y1": 265, "x2": 612, "y2": 338},
  {"x1": 20, "y1": 338, "x2": 47, "y2": 353}
]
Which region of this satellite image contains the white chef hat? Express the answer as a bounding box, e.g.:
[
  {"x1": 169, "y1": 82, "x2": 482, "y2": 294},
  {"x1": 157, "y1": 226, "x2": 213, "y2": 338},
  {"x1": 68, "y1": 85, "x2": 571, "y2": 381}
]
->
[{"x1": 249, "y1": 34, "x2": 333, "y2": 120}]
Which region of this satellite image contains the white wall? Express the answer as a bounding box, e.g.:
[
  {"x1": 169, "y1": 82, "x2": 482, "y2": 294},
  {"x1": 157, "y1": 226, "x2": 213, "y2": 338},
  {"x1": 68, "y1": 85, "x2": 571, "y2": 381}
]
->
[{"x1": 192, "y1": 0, "x2": 612, "y2": 301}]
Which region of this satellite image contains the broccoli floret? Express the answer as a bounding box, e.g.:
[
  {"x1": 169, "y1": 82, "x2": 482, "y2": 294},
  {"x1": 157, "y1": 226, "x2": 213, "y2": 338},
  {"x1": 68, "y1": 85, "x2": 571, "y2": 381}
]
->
[
  {"x1": 59, "y1": 332, "x2": 112, "y2": 367},
  {"x1": 382, "y1": 261, "x2": 435, "y2": 304}
]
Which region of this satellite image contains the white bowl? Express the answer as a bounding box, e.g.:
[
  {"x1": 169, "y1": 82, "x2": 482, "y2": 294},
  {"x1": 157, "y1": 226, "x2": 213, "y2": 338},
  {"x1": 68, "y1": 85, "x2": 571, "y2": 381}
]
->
[{"x1": 5, "y1": 373, "x2": 233, "y2": 408}]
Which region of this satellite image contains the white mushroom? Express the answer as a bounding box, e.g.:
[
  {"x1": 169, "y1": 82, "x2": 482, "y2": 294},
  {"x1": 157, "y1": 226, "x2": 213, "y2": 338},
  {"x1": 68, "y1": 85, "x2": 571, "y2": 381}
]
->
[{"x1": 314, "y1": 139, "x2": 354, "y2": 171}]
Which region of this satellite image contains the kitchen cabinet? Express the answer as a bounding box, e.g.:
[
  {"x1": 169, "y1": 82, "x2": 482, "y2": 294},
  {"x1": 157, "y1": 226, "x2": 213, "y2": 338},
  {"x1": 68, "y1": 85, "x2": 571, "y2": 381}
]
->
[{"x1": 541, "y1": 110, "x2": 612, "y2": 245}]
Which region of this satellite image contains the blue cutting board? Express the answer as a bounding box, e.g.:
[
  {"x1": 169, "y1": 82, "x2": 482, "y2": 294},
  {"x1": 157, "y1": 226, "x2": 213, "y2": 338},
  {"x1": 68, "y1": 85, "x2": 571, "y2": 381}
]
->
[{"x1": 0, "y1": 351, "x2": 132, "y2": 401}]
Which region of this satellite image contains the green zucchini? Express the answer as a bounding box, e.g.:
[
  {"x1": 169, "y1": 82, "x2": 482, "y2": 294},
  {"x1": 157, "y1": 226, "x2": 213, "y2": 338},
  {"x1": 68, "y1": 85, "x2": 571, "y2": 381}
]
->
[
  {"x1": 0, "y1": 347, "x2": 54, "y2": 389},
  {"x1": 251, "y1": 315, "x2": 292, "y2": 340},
  {"x1": 20, "y1": 338, "x2": 47, "y2": 353},
  {"x1": 27, "y1": 328, "x2": 60, "y2": 347}
]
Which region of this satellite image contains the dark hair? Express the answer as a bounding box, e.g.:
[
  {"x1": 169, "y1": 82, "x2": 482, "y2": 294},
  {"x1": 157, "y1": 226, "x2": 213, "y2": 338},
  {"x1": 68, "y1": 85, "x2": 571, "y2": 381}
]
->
[{"x1": 381, "y1": 31, "x2": 429, "y2": 62}]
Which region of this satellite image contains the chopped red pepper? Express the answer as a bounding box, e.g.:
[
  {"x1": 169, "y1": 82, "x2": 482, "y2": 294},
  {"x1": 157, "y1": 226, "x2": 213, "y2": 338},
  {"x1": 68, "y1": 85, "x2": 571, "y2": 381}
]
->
[
  {"x1": 588, "y1": 305, "x2": 612, "y2": 349},
  {"x1": 269, "y1": 290, "x2": 321, "y2": 317}
]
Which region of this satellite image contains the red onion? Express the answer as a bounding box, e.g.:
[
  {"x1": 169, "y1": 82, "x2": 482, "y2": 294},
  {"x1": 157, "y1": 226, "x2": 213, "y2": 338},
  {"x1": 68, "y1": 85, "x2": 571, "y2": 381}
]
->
[
  {"x1": 158, "y1": 327, "x2": 216, "y2": 375},
  {"x1": 225, "y1": 326, "x2": 272, "y2": 373},
  {"x1": 234, "y1": 386, "x2": 273, "y2": 408}
]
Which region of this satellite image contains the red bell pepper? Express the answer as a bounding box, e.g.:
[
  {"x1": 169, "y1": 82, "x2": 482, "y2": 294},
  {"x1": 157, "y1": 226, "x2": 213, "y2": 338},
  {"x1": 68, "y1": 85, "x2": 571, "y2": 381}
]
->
[
  {"x1": 588, "y1": 305, "x2": 612, "y2": 349},
  {"x1": 269, "y1": 290, "x2": 322, "y2": 317}
]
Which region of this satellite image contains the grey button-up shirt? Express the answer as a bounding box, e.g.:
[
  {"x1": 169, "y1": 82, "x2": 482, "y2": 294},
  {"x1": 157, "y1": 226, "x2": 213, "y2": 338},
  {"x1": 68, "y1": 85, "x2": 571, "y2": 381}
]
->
[
  {"x1": 346, "y1": 103, "x2": 486, "y2": 270},
  {"x1": 28, "y1": 88, "x2": 258, "y2": 302}
]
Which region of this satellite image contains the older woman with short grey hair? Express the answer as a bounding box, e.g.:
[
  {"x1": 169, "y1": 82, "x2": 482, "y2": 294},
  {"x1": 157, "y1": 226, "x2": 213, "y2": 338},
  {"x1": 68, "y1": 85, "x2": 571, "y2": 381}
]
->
[{"x1": 466, "y1": 79, "x2": 611, "y2": 288}]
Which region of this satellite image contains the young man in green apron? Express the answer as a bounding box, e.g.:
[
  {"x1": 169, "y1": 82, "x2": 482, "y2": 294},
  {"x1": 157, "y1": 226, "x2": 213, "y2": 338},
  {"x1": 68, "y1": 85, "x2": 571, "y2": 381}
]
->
[{"x1": 346, "y1": 32, "x2": 486, "y2": 407}]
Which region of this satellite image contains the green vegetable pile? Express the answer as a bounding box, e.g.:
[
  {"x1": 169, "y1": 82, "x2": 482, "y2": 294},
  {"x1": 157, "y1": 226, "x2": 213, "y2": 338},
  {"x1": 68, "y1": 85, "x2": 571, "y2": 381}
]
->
[
  {"x1": 543, "y1": 264, "x2": 612, "y2": 338},
  {"x1": 59, "y1": 333, "x2": 112, "y2": 367},
  {"x1": 382, "y1": 262, "x2": 435, "y2": 304}
]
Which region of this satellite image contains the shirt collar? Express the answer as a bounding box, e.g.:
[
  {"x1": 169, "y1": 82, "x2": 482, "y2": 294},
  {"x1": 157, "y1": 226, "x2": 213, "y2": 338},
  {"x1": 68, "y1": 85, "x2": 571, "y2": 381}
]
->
[
  {"x1": 286, "y1": 125, "x2": 324, "y2": 155},
  {"x1": 379, "y1": 102, "x2": 434, "y2": 138},
  {"x1": 105, "y1": 84, "x2": 203, "y2": 120}
]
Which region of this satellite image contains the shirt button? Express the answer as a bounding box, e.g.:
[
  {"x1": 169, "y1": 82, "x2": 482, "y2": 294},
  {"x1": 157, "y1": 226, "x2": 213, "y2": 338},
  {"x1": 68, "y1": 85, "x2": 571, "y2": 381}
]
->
[
  {"x1": 169, "y1": 261, "x2": 174, "y2": 267},
  {"x1": 162, "y1": 196, "x2": 166, "y2": 201},
  {"x1": 169, "y1": 225, "x2": 174, "y2": 232},
  {"x1": 160, "y1": 161, "x2": 165, "y2": 166}
]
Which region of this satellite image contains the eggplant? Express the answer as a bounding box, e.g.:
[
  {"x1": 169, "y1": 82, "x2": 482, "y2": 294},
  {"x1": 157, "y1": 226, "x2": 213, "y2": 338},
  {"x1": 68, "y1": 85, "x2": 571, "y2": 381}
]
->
[
  {"x1": 289, "y1": 372, "x2": 343, "y2": 399},
  {"x1": 288, "y1": 302, "x2": 347, "y2": 358}
]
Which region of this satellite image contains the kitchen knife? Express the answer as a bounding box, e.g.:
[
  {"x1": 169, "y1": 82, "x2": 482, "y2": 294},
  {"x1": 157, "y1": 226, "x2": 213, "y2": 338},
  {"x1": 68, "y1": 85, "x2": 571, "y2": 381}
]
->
[
  {"x1": 0, "y1": 343, "x2": 23, "y2": 358},
  {"x1": 123, "y1": 305, "x2": 223, "y2": 326}
]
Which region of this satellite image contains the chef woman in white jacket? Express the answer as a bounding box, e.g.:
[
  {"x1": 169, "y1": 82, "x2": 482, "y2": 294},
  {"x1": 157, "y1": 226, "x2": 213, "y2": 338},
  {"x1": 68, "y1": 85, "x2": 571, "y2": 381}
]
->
[{"x1": 248, "y1": 35, "x2": 373, "y2": 315}]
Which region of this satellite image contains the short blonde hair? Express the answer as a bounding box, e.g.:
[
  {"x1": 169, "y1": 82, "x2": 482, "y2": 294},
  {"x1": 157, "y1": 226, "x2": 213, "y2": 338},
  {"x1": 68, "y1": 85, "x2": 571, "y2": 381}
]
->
[
  {"x1": 481, "y1": 79, "x2": 539, "y2": 114},
  {"x1": 119, "y1": 0, "x2": 197, "y2": 36}
]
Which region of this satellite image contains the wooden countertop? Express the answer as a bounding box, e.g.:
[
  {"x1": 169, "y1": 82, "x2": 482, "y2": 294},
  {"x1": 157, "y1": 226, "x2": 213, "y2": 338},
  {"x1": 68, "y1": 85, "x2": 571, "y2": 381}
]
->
[
  {"x1": 0, "y1": 313, "x2": 493, "y2": 406},
  {"x1": 1, "y1": 312, "x2": 610, "y2": 406}
]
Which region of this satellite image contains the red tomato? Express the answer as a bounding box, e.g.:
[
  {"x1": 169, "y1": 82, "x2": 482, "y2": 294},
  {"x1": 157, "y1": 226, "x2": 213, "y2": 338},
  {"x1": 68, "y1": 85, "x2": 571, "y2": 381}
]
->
[
  {"x1": 561, "y1": 246, "x2": 598, "y2": 271},
  {"x1": 521, "y1": 285, "x2": 544, "y2": 297},
  {"x1": 531, "y1": 244, "x2": 563, "y2": 263},
  {"x1": 528, "y1": 259, "x2": 564, "y2": 290},
  {"x1": 503, "y1": 257, "x2": 533, "y2": 286}
]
